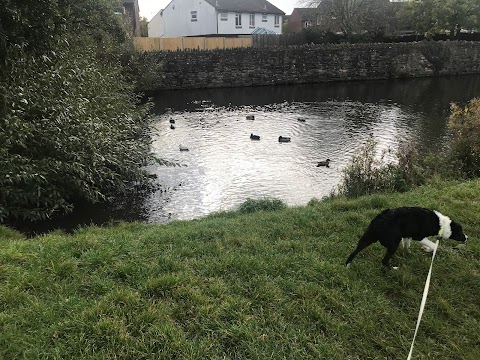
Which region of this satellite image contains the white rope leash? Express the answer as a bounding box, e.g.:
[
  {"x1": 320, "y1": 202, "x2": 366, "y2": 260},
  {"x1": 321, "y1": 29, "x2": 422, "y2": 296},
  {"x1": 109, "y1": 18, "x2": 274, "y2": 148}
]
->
[{"x1": 407, "y1": 239, "x2": 439, "y2": 360}]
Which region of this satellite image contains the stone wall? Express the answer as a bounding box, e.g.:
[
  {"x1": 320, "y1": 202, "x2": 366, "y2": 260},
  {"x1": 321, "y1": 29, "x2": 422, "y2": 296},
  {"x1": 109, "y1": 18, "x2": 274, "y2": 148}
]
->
[{"x1": 146, "y1": 41, "x2": 480, "y2": 91}]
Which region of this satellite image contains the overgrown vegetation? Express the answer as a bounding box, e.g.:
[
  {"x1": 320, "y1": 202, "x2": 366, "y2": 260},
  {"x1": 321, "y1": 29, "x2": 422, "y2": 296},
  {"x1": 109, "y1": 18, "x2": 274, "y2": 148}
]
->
[
  {"x1": 238, "y1": 198, "x2": 287, "y2": 214},
  {"x1": 339, "y1": 98, "x2": 480, "y2": 198},
  {"x1": 300, "y1": 0, "x2": 479, "y2": 40},
  {"x1": 339, "y1": 138, "x2": 426, "y2": 197},
  {"x1": 0, "y1": 1, "x2": 155, "y2": 222},
  {"x1": 449, "y1": 98, "x2": 480, "y2": 177},
  {"x1": 1, "y1": 180, "x2": 479, "y2": 359}
]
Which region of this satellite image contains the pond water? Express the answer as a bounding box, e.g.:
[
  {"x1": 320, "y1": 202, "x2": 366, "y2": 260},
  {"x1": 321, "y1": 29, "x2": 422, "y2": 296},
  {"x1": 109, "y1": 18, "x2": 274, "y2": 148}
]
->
[
  {"x1": 13, "y1": 75, "x2": 480, "y2": 234},
  {"x1": 146, "y1": 75, "x2": 480, "y2": 223}
]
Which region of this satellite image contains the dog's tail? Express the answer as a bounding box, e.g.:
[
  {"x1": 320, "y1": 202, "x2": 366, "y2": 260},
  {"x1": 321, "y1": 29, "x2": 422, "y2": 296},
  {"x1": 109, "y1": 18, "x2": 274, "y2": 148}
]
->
[{"x1": 345, "y1": 232, "x2": 376, "y2": 267}]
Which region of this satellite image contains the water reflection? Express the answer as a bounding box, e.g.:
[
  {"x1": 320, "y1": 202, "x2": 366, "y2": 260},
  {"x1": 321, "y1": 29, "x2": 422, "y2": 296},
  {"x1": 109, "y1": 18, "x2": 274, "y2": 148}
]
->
[{"x1": 146, "y1": 75, "x2": 480, "y2": 222}]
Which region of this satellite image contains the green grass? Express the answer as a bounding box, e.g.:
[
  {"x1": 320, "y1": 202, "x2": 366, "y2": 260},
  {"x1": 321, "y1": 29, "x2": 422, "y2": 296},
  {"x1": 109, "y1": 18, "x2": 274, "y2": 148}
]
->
[{"x1": 1, "y1": 180, "x2": 480, "y2": 359}]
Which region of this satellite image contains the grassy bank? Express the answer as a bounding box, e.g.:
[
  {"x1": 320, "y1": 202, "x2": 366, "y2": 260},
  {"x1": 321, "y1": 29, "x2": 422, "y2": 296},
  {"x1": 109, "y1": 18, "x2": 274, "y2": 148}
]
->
[{"x1": 1, "y1": 180, "x2": 479, "y2": 359}]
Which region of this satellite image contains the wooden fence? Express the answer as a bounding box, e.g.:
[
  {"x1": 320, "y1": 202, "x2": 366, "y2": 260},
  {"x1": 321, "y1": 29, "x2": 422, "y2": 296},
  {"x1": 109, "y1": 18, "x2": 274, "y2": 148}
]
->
[
  {"x1": 134, "y1": 36, "x2": 253, "y2": 52},
  {"x1": 134, "y1": 33, "x2": 311, "y2": 52},
  {"x1": 251, "y1": 33, "x2": 306, "y2": 47}
]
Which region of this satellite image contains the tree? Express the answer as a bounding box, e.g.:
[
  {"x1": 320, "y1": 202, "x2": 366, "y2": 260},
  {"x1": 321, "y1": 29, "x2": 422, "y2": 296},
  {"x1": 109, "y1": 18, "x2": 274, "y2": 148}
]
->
[
  {"x1": 408, "y1": 0, "x2": 480, "y2": 38},
  {"x1": 140, "y1": 17, "x2": 149, "y2": 37},
  {"x1": 300, "y1": 0, "x2": 392, "y2": 36},
  {"x1": 0, "y1": 0, "x2": 126, "y2": 58},
  {"x1": 0, "y1": 0, "x2": 154, "y2": 222}
]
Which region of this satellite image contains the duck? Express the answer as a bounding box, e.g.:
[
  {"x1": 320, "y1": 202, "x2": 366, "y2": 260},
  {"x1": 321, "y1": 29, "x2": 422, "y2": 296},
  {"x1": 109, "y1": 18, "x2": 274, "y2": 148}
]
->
[
  {"x1": 250, "y1": 133, "x2": 260, "y2": 140},
  {"x1": 297, "y1": 118, "x2": 306, "y2": 122},
  {"x1": 179, "y1": 145, "x2": 189, "y2": 151},
  {"x1": 278, "y1": 136, "x2": 291, "y2": 143},
  {"x1": 169, "y1": 119, "x2": 175, "y2": 124},
  {"x1": 170, "y1": 124, "x2": 175, "y2": 129},
  {"x1": 317, "y1": 159, "x2": 331, "y2": 167},
  {"x1": 246, "y1": 115, "x2": 255, "y2": 120}
]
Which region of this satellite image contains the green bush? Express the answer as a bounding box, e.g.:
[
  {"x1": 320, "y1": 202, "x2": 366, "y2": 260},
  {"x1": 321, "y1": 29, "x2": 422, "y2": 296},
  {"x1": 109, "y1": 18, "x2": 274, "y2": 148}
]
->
[
  {"x1": 338, "y1": 138, "x2": 428, "y2": 198},
  {"x1": 449, "y1": 98, "x2": 480, "y2": 177},
  {"x1": 338, "y1": 137, "x2": 393, "y2": 197},
  {"x1": 0, "y1": 39, "x2": 153, "y2": 222},
  {"x1": 0, "y1": 0, "x2": 157, "y2": 223},
  {"x1": 238, "y1": 198, "x2": 287, "y2": 214}
]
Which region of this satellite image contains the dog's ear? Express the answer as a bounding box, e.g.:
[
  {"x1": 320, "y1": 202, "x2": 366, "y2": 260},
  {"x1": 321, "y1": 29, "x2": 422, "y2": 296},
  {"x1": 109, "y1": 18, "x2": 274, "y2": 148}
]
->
[{"x1": 450, "y1": 221, "x2": 467, "y2": 242}]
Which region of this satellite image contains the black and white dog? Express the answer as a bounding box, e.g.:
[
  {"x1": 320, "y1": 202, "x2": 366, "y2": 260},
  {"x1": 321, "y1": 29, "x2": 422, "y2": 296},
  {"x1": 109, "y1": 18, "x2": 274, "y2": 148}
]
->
[{"x1": 346, "y1": 207, "x2": 468, "y2": 268}]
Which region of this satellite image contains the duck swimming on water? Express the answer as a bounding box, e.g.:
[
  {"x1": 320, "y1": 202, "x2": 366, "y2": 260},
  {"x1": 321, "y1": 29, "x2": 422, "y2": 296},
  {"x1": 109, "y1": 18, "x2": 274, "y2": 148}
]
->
[
  {"x1": 250, "y1": 133, "x2": 260, "y2": 140},
  {"x1": 278, "y1": 136, "x2": 291, "y2": 143},
  {"x1": 317, "y1": 159, "x2": 331, "y2": 167}
]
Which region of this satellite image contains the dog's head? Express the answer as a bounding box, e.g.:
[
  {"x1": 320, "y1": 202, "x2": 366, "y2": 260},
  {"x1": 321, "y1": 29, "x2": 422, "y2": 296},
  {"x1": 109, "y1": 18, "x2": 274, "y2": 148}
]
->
[{"x1": 449, "y1": 221, "x2": 468, "y2": 242}]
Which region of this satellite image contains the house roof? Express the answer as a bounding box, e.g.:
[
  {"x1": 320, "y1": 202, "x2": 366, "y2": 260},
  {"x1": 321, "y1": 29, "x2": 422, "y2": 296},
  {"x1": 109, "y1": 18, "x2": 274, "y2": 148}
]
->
[
  {"x1": 204, "y1": 0, "x2": 285, "y2": 15},
  {"x1": 292, "y1": 8, "x2": 320, "y2": 21}
]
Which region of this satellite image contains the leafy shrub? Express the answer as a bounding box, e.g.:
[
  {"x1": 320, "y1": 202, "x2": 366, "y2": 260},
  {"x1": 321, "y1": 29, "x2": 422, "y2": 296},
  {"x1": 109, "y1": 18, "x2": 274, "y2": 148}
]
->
[
  {"x1": 338, "y1": 137, "x2": 427, "y2": 198},
  {"x1": 123, "y1": 51, "x2": 166, "y2": 93},
  {"x1": 0, "y1": 40, "x2": 153, "y2": 222},
  {"x1": 338, "y1": 137, "x2": 393, "y2": 197},
  {"x1": 449, "y1": 98, "x2": 480, "y2": 177},
  {"x1": 238, "y1": 198, "x2": 287, "y2": 214},
  {"x1": 389, "y1": 142, "x2": 427, "y2": 192},
  {"x1": 0, "y1": 0, "x2": 158, "y2": 223}
]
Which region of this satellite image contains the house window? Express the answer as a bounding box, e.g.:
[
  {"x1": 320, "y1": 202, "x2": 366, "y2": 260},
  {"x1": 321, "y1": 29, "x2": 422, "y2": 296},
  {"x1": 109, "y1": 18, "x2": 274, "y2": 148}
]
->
[
  {"x1": 220, "y1": 12, "x2": 228, "y2": 21},
  {"x1": 249, "y1": 14, "x2": 255, "y2": 28},
  {"x1": 304, "y1": 20, "x2": 311, "y2": 28},
  {"x1": 191, "y1": 11, "x2": 197, "y2": 22},
  {"x1": 262, "y1": 14, "x2": 267, "y2": 22},
  {"x1": 235, "y1": 13, "x2": 242, "y2": 28},
  {"x1": 274, "y1": 15, "x2": 280, "y2": 27}
]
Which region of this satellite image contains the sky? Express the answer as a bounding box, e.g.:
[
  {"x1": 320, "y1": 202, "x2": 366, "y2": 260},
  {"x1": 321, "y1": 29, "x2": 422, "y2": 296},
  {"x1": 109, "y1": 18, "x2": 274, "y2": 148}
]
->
[{"x1": 138, "y1": 0, "x2": 305, "y2": 21}]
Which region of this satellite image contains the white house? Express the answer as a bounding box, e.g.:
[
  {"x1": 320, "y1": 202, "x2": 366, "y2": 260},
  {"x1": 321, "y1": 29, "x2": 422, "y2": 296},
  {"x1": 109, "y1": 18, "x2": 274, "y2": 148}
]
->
[{"x1": 148, "y1": 0, "x2": 285, "y2": 38}]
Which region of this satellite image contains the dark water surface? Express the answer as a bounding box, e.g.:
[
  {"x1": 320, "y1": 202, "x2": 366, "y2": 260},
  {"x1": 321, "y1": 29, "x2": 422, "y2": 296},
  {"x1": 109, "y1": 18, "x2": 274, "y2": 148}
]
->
[{"x1": 14, "y1": 76, "x2": 480, "y2": 234}]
